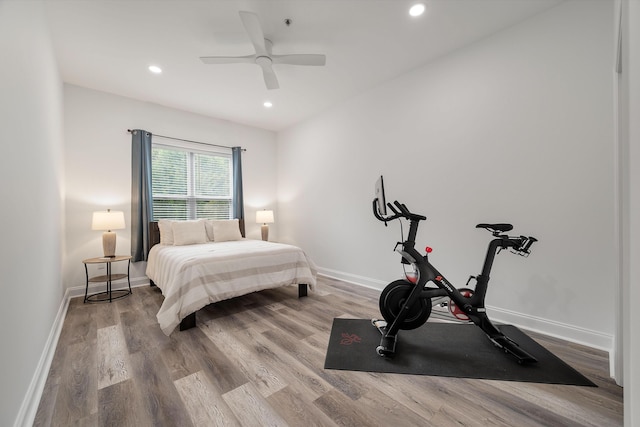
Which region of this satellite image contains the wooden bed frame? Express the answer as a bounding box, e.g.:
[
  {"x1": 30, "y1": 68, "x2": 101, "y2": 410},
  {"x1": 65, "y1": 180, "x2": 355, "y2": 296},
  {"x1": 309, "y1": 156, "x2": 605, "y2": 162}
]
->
[{"x1": 148, "y1": 219, "x2": 308, "y2": 331}]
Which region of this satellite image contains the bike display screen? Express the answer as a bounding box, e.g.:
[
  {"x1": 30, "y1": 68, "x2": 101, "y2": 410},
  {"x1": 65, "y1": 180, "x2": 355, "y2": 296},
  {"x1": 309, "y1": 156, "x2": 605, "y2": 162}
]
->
[{"x1": 375, "y1": 175, "x2": 387, "y2": 216}]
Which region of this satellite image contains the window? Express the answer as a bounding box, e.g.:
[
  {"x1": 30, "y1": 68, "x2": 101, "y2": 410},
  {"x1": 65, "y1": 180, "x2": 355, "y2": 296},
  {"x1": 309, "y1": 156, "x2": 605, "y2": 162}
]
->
[{"x1": 151, "y1": 143, "x2": 233, "y2": 220}]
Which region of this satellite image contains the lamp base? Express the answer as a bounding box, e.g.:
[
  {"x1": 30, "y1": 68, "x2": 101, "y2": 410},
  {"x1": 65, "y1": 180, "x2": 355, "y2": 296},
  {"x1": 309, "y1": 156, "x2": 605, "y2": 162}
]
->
[
  {"x1": 261, "y1": 224, "x2": 269, "y2": 241},
  {"x1": 102, "y1": 231, "x2": 116, "y2": 257}
]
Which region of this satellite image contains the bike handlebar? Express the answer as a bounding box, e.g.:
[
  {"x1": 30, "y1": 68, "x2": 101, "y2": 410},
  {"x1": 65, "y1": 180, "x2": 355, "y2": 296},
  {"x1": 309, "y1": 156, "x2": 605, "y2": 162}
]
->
[
  {"x1": 373, "y1": 199, "x2": 397, "y2": 222},
  {"x1": 373, "y1": 198, "x2": 537, "y2": 256},
  {"x1": 501, "y1": 235, "x2": 538, "y2": 256},
  {"x1": 388, "y1": 202, "x2": 401, "y2": 216},
  {"x1": 372, "y1": 198, "x2": 426, "y2": 223},
  {"x1": 515, "y1": 235, "x2": 538, "y2": 255},
  {"x1": 396, "y1": 202, "x2": 427, "y2": 221}
]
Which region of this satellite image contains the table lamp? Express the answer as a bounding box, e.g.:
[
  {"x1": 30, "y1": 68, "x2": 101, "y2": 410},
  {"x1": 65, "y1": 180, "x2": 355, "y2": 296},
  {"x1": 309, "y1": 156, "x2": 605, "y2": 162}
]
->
[
  {"x1": 92, "y1": 209, "x2": 126, "y2": 257},
  {"x1": 256, "y1": 210, "x2": 274, "y2": 241}
]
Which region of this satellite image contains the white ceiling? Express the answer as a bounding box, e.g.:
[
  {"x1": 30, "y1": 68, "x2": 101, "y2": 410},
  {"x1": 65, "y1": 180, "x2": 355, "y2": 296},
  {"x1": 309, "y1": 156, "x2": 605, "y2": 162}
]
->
[{"x1": 44, "y1": 0, "x2": 563, "y2": 132}]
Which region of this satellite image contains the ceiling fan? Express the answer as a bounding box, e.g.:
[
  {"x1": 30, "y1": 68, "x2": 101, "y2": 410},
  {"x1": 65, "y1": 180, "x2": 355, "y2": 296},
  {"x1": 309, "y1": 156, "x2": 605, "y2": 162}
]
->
[{"x1": 200, "y1": 11, "x2": 326, "y2": 90}]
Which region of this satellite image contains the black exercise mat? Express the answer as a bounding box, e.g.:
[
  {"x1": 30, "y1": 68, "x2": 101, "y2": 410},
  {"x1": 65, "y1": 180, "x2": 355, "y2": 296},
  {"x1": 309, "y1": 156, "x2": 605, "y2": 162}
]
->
[{"x1": 324, "y1": 318, "x2": 596, "y2": 386}]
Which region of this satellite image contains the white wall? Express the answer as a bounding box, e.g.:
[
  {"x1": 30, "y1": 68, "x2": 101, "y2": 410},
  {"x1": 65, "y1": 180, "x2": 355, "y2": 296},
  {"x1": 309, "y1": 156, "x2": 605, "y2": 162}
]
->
[
  {"x1": 0, "y1": 1, "x2": 65, "y2": 426},
  {"x1": 620, "y1": 0, "x2": 640, "y2": 423},
  {"x1": 277, "y1": 1, "x2": 615, "y2": 350},
  {"x1": 63, "y1": 85, "x2": 277, "y2": 289}
]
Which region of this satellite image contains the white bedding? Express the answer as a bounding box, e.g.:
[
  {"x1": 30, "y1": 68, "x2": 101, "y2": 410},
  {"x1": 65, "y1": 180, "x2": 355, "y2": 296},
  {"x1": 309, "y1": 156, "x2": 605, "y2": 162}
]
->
[{"x1": 146, "y1": 239, "x2": 317, "y2": 335}]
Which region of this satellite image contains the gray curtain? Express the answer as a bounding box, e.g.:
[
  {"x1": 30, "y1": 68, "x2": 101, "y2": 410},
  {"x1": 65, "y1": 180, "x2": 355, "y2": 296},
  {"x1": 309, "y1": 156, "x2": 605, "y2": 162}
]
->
[
  {"x1": 131, "y1": 129, "x2": 153, "y2": 262},
  {"x1": 232, "y1": 147, "x2": 244, "y2": 220}
]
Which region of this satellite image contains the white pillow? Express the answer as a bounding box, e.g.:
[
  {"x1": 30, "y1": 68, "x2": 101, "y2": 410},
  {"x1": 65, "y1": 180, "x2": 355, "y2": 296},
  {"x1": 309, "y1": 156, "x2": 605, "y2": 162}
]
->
[
  {"x1": 172, "y1": 220, "x2": 208, "y2": 246},
  {"x1": 158, "y1": 219, "x2": 174, "y2": 245},
  {"x1": 212, "y1": 219, "x2": 242, "y2": 242},
  {"x1": 204, "y1": 220, "x2": 215, "y2": 241}
]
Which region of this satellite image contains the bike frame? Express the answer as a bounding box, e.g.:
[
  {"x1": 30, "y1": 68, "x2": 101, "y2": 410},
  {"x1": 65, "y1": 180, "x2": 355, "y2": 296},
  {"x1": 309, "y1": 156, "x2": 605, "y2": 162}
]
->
[
  {"x1": 392, "y1": 225, "x2": 508, "y2": 338},
  {"x1": 373, "y1": 199, "x2": 538, "y2": 362}
]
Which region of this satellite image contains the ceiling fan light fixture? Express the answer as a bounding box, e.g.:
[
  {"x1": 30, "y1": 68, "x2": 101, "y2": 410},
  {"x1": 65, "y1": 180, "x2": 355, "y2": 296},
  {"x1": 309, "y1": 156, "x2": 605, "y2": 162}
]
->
[{"x1": 409, "y1": 3, "x2": 426, "y2": 17}]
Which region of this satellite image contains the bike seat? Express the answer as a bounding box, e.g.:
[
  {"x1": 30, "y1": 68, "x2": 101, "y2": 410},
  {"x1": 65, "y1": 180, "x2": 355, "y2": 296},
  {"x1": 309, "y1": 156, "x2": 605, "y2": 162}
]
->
[{"x1": 476, "y1": 223, "x2": 513, "y2": 233}]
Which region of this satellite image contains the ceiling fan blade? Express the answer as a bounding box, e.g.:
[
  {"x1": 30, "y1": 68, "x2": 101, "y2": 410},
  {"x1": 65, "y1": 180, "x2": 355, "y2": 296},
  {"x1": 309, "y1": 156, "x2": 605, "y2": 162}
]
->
[
  {"x1": 271, "y1": 54, "x2": 326, "y2": 66},
  {"x1": 239, "y1": 11, "x2": 268, "y2": 56},
  {"x1": 200, "y1": 55, "x2": 255, "y2": 64},
  {"x1": 262, "y1": 66, "x2": 279, "y2": 90},
  {"x1": 256, "y1": 59, "x2": 279, "y2": 90}
]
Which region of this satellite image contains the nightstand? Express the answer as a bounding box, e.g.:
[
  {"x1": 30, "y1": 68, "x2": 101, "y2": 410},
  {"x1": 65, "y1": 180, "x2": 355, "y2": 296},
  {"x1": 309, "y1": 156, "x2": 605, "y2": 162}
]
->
[{"x1": 82, "y1": 255, "x2": 132, "y2": 303}]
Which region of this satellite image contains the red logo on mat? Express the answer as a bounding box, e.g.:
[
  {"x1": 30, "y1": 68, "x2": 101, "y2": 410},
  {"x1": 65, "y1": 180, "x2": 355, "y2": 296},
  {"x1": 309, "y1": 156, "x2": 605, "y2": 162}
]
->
[{"x1": 340, "y1": 333, "x2": 362, "y2": 345}]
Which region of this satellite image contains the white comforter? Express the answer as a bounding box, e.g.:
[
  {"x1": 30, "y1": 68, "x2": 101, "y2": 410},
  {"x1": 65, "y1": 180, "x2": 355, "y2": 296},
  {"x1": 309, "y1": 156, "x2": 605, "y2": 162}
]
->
[{"x1": 146, "y1": 239, "x2": 317, "y2": 335}]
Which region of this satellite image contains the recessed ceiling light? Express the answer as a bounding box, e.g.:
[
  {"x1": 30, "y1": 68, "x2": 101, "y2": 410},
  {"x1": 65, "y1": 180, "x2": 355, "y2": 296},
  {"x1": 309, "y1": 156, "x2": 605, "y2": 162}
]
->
[
  {"x1": 148, "y1": 65, "x2": 162, "y2": 74},
  {"x1": 263, "y1": 101, "x2": 273, "y2": 108},
  {"x1": 409, "y1": 3, "x2": 426, "y2": 17}
]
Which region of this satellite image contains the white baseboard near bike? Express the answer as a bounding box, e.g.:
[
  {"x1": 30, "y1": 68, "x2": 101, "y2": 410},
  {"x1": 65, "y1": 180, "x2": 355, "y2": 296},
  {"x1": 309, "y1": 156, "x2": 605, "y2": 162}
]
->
[
  {"x1": 317, "y1": 267, "x2": 615, "y2": 369},
  {"x1": 487, "y1": 305, "x2": 615, "y2": 378},
  {"x1": 318, "y1": 267, "x2": 389, "y2": 291},
  {"x1": 486, "y1": 305, "x2": 613, "y2": 351}
]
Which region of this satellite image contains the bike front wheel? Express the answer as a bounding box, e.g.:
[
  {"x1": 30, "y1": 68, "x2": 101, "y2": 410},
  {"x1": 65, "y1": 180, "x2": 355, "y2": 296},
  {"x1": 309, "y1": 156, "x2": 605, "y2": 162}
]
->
[{"x1": 379, "y1": 280, "x2": 431, "y2": 330}]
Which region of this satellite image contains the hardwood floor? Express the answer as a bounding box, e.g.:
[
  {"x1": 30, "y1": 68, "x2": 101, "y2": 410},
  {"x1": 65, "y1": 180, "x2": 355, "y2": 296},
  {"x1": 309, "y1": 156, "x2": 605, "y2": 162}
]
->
[{"x1": 34, "y1": 277, "x2": 623, "y2": 426}]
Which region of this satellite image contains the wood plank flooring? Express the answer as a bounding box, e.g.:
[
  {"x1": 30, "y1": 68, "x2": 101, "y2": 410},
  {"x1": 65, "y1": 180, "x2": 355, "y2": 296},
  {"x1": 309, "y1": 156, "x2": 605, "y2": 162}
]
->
[{"x1": 34, "y1": 277, "x2": 623, "y2": 426}]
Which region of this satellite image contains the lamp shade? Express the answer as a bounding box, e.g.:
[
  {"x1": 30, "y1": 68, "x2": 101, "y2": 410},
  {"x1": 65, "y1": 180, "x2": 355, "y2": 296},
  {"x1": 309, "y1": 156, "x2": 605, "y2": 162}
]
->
[
  {"x1": 256, "y1": 210, "x2": 274, "y2": 224},
  {"x1": 92, "y1": 210, "x2": 125, "y2": 231}
]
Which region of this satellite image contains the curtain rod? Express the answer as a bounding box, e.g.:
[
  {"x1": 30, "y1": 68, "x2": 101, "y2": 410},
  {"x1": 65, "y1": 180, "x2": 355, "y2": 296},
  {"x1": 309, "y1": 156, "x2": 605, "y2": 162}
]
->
[{"x1": 127, "y1": 129, "x2": 246, "y2": 151}]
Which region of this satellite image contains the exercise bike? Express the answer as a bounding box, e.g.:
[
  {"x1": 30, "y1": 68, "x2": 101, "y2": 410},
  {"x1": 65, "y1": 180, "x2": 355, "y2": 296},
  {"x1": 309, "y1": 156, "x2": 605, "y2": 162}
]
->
[{"x1": 371, "y1": 176, "x2": 538, "y2": 364}]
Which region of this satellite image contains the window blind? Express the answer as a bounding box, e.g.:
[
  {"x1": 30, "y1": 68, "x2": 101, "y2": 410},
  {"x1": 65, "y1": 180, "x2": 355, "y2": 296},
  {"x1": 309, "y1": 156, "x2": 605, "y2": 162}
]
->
[{"x1": 152, "y1": 144, "x2": 232, "y2": 220}]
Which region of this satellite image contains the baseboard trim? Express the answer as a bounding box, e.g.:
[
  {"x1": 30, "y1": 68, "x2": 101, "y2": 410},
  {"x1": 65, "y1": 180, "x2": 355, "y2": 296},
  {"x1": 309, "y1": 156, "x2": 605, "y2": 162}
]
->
[
  {"x1": 317, "y1": 267, "x2": 614, "y2": 354},
  {"x1": 15, "y1": 276, "x2": 150, "y2": 426},
  {"x1": 317, "y1": 267, "x2": 387, "y2": 291},
  {"x1": 14, "y1": 289, "x2": 70, "y2": 427},
  {"x1": 487, "y1": 305, "x2": 615, "y2": 377},
  {"x1": 486, "y1": 305, "x2": 614, "y2": 352}
]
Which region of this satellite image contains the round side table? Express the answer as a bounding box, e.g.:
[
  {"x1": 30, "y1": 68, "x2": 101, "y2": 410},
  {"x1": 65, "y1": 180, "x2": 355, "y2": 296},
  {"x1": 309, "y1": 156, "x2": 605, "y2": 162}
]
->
[{"x1": 82, "y1": 255, "x2": 132, "y2": 303}]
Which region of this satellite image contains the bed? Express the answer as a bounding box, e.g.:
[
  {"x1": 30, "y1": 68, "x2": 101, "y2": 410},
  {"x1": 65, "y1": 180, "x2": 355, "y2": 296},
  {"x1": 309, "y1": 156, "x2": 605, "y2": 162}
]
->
[{"x1": 146, "y1": 218, "x2": 317, "y2": 335}]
